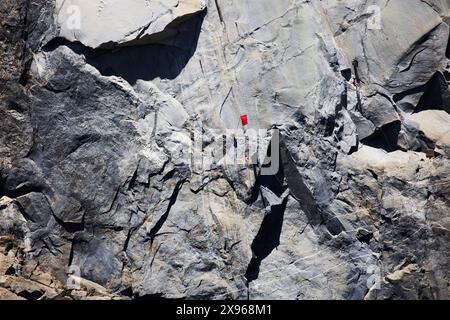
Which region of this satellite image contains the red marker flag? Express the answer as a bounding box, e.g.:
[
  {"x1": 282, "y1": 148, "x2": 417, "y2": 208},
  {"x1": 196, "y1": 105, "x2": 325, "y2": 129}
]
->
[{"x1": 240, "y1": 114, "x2": 248, "y2": 126}]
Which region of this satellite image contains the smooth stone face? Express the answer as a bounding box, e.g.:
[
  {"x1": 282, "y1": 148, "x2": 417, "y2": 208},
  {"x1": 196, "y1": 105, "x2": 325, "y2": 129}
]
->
[
  {"x1": 326, "y1": 0, "x2": 449, "y2": 109},
  {"x1": 407, "y1": 110, "x2": 450, "y2": 155}
]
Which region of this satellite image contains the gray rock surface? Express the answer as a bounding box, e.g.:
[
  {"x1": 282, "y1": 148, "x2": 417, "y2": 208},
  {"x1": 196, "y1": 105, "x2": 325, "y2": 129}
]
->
[
  {"x1": 0, "y1": 0, "x2": 449, "y2": 300},
  {"x1": 56, "y1": 0, "x2": 207, "y2": 48}
]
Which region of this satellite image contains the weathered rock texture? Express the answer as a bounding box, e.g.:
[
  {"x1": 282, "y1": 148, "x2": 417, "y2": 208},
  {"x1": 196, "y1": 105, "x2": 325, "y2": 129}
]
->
[{"x1": 0, "y1": 0, "x2": 449, "y2": 300}]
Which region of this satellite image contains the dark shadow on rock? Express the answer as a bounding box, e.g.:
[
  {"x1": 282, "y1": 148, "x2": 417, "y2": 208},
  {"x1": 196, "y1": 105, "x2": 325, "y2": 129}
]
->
[
  {"x1": 42, "y1": 10, "x2": 207, "y2": 85},
  {"x1": 280, "y1": 141, "x2": 322, "y2": 226},
  {"x1": 415, "y1": 72, "x2": 450, "y2": 114},
  {"x1": 244, "y1": 198, "x2": 287, "y2": 284},
  {"x1": 249, "y1": 140, "x2": 286, "y2": 207},
  {"x1": 446, "y1": 30, "x2": 450, "y2": 59},
  {"x1": 393, "y1": 83, "x2": 429, "y2": 113},
  {"x1": 147, "y1": 179, "x2": 185, "y2": 243},
  {"x1": 245, "y1": 140, "x2": 287, "y2": 283},
  {"x1": 280, "y1": 137, "x2": 345, "y2": 236},
  {"x1": 361, "y1": 121, "x2": 402, "y2": 152},
  {"x1": 86, "y1": 11, "x2": 206, "y2": 85}
]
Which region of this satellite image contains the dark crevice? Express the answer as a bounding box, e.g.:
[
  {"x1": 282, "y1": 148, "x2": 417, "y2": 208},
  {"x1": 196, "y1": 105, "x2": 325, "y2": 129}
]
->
[
  {"x1": 368, "y1": 169, "x2": 378, "y2": 180},
  {"x1": 348, "y1": 143, "x2": 359, "y2": 155},
  {"x1": 446, "y1": 30, "x2": 450, "y2": 59},
  {"x1": 214, "y1": 0, "x2": 224, "y2": 24},
  {"x1": 101, "y1": 185, "x2": 121, "y2": 215},
  {"x1": 17, "y1": 290, "x2": 44, "y2": 300},
  {"x1": 320, "y1": 209, "x2": 346, "y2": 236},
  {"x1": 18, "y1": 59, "x2": 32, "y2": 86},
  {"x1": 0, "y1": 183, "x2": 44, "y2": 200},
  {"x1": 41, "y1": 238, "x2": 57, "y2": 256},
  {"x1": 381, "y1": 214, "x2": 393, "y2": 224},
  {"x1": 41, "y1": 37, "x2": 78, "y2": 52},
  {"x1": 18, "y1": 0, "x2": 31, "y2": 86},
  {"x1": 356, "y1": 229, "x2": 373, "y2": 244},
  {"x1": 128, "y1": 165, "x2": 139, "y2": 191},
  {"x1": 444, "y1": 70, "x2": 450, "y2": 82},
  {"x1": 5, "y1": 266, "x2": 16, "y2": 275},
  {"x1": 415, "y1": 72, "x2": 450, "y2": 114},
  {"x1": 361, "y1": 121, "x2": 401, "y2": 152},
  {"x1": 351, "y1": 59, "x2": 364, "y2": 112},
  {"x1": 66, "y1": 134, "x2": 101, "y2": 158},
  {"x1": 52, "y1": 211, "x2": 85, "y2": 233},
  {"x1": 399, "y1": 48, "x2": 426, "y2": 73},
  {"x1": 14, "y1": 201, "x2": 35, "y2": 223},
  {"x1": 41, "y1": 84, "x2": 70, "y2": 94},
  {"x1": 393, "y1": 83, "x2": 428, "y2": 103},
  {"x1": 123, "y1": 227, "x2": 134, "y2": 252},
  {"x1": 161, "y1": 169, "x2": 177, "y2": 182},
  {"x1": 341, "y1": 68, "x2": 352, "y2": 82},
  {"x1": 25, "y1": 128, "x2": 40, "y2": 159},
  {"x1": 352, "y1": 59, "x2": 361, "y2": 85},
  {"x1": 319, "y1": 114, "x2": 337, "y2": 138},
  {"x1": 148, "y1": 180, "x2": 186, "y2": 244},
  {"x1": 4, "y1": 242, "x2": 14, "y2": 254},
  {"x1": 68, "y1": 238, "x2": 75, "y2": 267},
  {"x1": 120, "y1": 287, "x2": 134, "y2": 298}
]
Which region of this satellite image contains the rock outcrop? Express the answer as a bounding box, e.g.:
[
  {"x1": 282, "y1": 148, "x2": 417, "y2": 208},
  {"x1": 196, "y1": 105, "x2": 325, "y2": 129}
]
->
[
  {"x1": 56, "y1": 0, "x2": 207, "y2": 48},
  {"x1": 0, "y1": 0, "x2": 449, "y2": 300}
]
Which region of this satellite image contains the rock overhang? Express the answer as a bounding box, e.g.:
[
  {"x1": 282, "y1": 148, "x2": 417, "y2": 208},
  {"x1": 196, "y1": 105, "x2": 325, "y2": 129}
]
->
[{"x1": 56, "y1": 0, "x2": 207, "y2": 49}]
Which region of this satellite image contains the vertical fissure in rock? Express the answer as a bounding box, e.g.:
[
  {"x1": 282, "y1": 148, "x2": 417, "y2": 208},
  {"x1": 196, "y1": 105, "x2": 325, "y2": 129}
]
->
[
  {"x1": 214, "y1": 0, "x2": 224, "y2": 24},
  {"x1": 148, "y1": 179, "x2": 185, "y2": 245},
  {"x1": 446, "y1": 30, "x2": 450, "y2": 59}
]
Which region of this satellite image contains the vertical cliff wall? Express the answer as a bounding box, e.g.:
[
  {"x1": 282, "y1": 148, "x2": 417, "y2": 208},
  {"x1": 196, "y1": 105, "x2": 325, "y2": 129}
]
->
[{"x1": 0, "y1": 0, "x2": 449, "y2": 300}]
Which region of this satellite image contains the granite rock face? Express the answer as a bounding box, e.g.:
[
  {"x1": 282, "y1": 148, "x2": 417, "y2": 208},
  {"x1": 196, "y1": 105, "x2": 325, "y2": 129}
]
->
[
  {"x1": 56, "y1": 0, "x2": 207, "y2": 48},
  {"x1": 0, "y1": 0, "x2": 449, "y2": 300}
]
